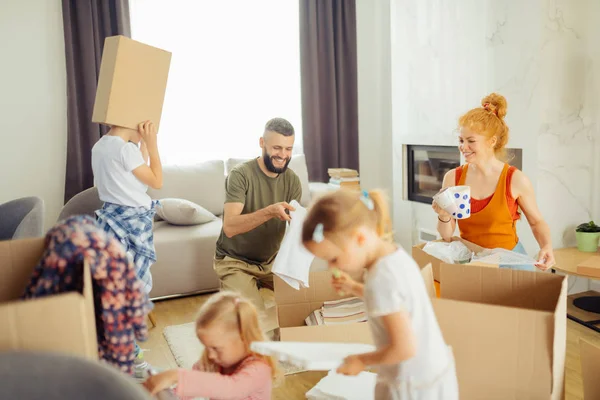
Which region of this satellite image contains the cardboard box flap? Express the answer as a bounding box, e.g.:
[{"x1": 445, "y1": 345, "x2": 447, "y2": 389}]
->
[
  {"x1": 420, "y1": 263, "x2": 436, "y2": 298},
  {"x1": 580, "y1": 338, "x2": 600, "y2": 400},
  {"x1": 274, "y1": 271, "x2": 348, "y2": 305},
  {"x1": 551, "y1": 275, "x2": 568, "y2": 397},
  {"x1": 412, "y1": 237, "x2": 485, "y2": 281},
  {"x1": 0, "y1": 238, "x2": 45, "y2": 302},
  {"x1": 433, "y1": 298, "x2": 553, "y2": 399},
  {"x1": 440, "y1": 263, "x2": 565, "y2": 312}
]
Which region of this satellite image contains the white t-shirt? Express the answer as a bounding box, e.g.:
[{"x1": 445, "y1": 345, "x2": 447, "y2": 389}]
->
[
  {"x1": 91, "y1": 135, "x2": 152, "y2": 208},
  {"x1": 364, "y1": 247, "x2": 451, "y2": 386}
]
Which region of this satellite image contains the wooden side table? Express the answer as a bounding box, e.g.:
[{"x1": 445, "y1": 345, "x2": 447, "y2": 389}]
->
[{"x1": 552, "y1": 248, "x2": 600, "y2": 333}]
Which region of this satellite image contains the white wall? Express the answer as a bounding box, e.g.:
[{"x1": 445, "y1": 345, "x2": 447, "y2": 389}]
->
[
  {"x1": 356, "y1": 0, "x2": 394, "y2": 200},
  {"x1": 0, "y1": 0, "x2": 67, "y2": 231}
]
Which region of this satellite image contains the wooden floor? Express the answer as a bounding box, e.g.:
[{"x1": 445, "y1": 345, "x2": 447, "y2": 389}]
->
[{"x1": 143, "y1": 294, "x2": 600, "y2": 400}]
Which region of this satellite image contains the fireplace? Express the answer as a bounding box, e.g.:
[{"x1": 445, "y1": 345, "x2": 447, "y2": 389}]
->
[{"x1": 406, "y1": 145, "x2": 460, "y2": 204}]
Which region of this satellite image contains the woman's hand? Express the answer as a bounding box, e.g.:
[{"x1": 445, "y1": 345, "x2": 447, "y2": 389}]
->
[
  {"x1": 431, "y1": 188, "x2": 452, "y2": 220},
  {"x1": 143, "y1": 370, "x2": 178, "y2": 395},
  {"x1": 536, "y1": 246, "x2": 555, "y2": 271},
  {"x1": 336, "y1": 355, "x2": 365, "y2": 376}
]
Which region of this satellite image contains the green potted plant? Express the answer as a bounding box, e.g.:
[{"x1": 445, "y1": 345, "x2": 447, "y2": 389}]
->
[{"x1": 575, "y1": 221, "x2": 600, "y2": 252}]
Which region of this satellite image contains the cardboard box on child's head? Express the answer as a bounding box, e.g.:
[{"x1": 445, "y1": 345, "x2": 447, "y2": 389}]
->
[
  {"x1": 420, "y1": 262, "x2": 567, "y2": 400},
  {"x1": 92, "y1": 35, "x2": 172, "y2": 131},
  {"x1": 0, "y1": 238, "x2": 97, "y2": 359}
]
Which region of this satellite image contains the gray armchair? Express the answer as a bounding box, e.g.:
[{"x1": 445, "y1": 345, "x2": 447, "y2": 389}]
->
[
  {"x1": 0, "y1": 351, "x2": 153, "y2": 400},
  {"x1": 58, "y1": 187, "x2": 103, "y2": 221},
  {"x1": 0, "y1": 196, "x2": 44, "y2": 240}
]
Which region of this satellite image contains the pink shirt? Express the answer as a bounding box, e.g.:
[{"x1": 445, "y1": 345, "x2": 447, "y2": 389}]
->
[{"x1": 175, "y1": 356, "x2": 272, "y2": 400}]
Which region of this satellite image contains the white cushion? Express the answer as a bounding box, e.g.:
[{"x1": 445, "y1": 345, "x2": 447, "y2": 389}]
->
[
  {"x1": 156, "y1": 198, "x2": 216, "y2": 225},
  {"x1": 225, "y1": 154, "x2": 311, "y2": 207},
  {"x1": 148, "y1": 160, "x2": 226, "y2": 216}
]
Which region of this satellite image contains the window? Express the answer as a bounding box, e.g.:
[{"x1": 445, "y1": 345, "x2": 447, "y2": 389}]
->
[{"x1": 129, "y1": 0, "x2": 303, "y2": 165}]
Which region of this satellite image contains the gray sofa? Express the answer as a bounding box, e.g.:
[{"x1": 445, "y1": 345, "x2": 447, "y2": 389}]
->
[{"x1": 59, "y1": 155, "x2": 330, "y2": 300}]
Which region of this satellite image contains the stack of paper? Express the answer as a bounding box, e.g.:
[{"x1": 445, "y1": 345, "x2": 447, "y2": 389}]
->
[
  {"x1": 305, "y1": 297, "x2": 367, "y2": 326},
  {"x1": 306, "y1": 369, "x2": 376, "y2": 400}
]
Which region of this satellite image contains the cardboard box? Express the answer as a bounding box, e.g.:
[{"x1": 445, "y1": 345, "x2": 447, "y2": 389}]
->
[
  {"x1": 0, "y1": 238, "x2": 97, "y2": 359},
  {"x1": 576, "y1": 255, "x2": 600, "y2": 278},
  {"x1": 421, "y1": 263, "x2": 567, "y2": 400},
  {"x1": 274, "y1": 270, "x2": 372, "y2": 344},
  {"x1": 92, "y1": 35, "x2": 172, "y2": 131},
  {"x1": 412, "y1": 237, "x2": 487, "y2": 281},
  {"x1": 579, "y1": 338, "x2": 600, "y2": 400}
]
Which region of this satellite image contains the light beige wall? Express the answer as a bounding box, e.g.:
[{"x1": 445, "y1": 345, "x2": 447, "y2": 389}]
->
[{"x1": 0, "y1": 0, "x2": 67, "y2": 230}]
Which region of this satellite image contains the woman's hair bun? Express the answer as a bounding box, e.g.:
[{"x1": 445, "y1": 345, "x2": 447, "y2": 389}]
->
[{"x1": 481, "y1": 93, "x2": 507, "y2": 119}]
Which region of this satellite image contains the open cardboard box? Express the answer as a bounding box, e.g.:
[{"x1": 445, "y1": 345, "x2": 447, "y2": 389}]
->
[
  {"x1": 421, "y1": 263, "x2": 567, "y2": 400},
  {"x1": 412, "y1": 236, "x2": 489, "y2": 282},
  {"x1": 0, "y1": 238, "x2": 97, "y2": 359},
  {"x1": 274, "y1": 270, "x2": 372, "y2": 344}
]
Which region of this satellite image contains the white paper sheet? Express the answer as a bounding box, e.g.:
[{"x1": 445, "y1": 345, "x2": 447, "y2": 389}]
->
[{"x1": 250, "y1": 341, "x2": 375, "y2": 371}]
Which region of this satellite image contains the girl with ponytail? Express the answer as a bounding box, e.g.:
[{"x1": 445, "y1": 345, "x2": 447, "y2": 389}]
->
[
  {"x1": 301, "y1": 190, "x2": 458, "y2": 399},
  {"x1": 143, "y1": 291, "x2": 277, "y2": 399}
]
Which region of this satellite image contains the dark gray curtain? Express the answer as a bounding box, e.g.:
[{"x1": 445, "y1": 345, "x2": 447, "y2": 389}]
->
[
  {"x1": 62, "y1": 0, "x2": 131, "y2": 203},
  {"x1": 300, "y1": 0, "x2": 359, "y2": 182}
]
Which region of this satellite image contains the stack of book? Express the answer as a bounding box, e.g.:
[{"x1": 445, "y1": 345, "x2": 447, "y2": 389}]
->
[
  {"x1": 327, "y1": 168, "x2": 360, "y2": 191},
  {"x1": 305, "y1": 297, "x2": 367, "y2": 326}
]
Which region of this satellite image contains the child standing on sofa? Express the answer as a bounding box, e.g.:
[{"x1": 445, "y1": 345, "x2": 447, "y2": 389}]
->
[
  {"x1": 92, "y1": 120, "x2": 163, "y2": 377},
  {"x1": 143, "y1": 291, "x2": 278, "y2": 400},
  {"x1": 301, "y1": 190, "x2": 458, "y2": 400}
]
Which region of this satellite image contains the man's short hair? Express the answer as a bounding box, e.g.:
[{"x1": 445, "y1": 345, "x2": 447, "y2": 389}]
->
[{"x1": 264, "y1": 118, "x2": 295, "y2": 137}]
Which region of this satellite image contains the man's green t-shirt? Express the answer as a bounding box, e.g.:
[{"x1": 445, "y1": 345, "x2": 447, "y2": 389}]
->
[{"x1": 215, "y1": 158, "x2": 302, "y2": 265}]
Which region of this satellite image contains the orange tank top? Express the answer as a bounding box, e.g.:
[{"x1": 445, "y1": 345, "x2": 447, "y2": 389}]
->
[{"x1": 455, "y1": 163, "x2": 519, "y2": 250}]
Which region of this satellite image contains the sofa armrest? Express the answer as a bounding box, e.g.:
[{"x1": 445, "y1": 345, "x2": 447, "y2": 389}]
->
[{"x1": 308, "y1": 182, "x2": 336, "y2": 203}]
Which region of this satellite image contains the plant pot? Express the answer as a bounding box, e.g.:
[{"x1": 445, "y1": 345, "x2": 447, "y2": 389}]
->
[{"x1": 575, "y1": 231, "x2": 600, "y2": 252}]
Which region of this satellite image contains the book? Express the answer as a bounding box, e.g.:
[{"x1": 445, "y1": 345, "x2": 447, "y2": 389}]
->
[{"x1": 304, "y1": 297, "x2": 368, "y2": 326}]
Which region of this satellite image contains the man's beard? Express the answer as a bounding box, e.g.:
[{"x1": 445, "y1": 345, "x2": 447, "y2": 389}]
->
[{"x1": 263, "y1": 150, "x2": 291, "y2": 174}]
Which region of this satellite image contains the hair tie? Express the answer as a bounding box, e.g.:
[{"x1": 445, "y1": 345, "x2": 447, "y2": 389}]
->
[
  {"x1": 360, "y1": 190, "x2": 375, "y2": 210},
  {"x1": 483, "y1": 103, "x2": 498, "y2": 116},
  {"x1": 312, "y1": 223, "x2": 324, "y2": 243}
]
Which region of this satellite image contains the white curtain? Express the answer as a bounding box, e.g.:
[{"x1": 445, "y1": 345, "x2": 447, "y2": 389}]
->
[{"x1": 129, "y1": 0, "x2": 303, "y2": 165}]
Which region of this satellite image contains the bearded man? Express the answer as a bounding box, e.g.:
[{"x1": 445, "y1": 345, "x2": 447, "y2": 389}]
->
[{"x1": 213, "y1": 117, "x2": 302, "y2": 336}]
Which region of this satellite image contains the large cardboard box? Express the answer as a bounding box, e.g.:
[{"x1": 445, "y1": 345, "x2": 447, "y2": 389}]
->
[
  {"x1": 422, "y1": 263, "x2": 567, "y2": 400},
  {"x1": 0, "y1": 238, "x2": 97, "y2": 359},
  {"x1": 274, "y1": 270, "x2": 372, "y2": 344},
  {"x1": 92, "y1": 35, "x2": 172, "y2": 131},
  {"x1": 412, "y1": 236, "x2": 487, "y2": 281}
]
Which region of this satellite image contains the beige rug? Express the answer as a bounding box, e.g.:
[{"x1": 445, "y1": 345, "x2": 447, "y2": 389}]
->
[{"x1": 163, "y1": 322, "x2": 305, "y2": 375}]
